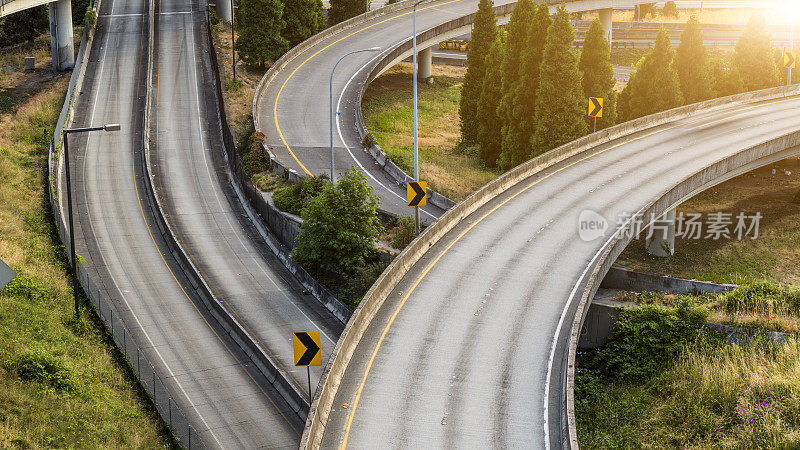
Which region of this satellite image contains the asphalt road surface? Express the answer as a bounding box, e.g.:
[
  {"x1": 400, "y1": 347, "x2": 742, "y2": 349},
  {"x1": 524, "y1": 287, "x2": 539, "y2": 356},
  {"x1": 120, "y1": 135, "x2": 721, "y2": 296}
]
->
[
  {"x1": 320, "y1": 94, "x2": 800, "y2": 448},
  {"x1": 69, "y1": 0, "x2": 328, "y2": 446},
  {"x1": 152, "y1": 0, "x2": 342, "y2": 408}
]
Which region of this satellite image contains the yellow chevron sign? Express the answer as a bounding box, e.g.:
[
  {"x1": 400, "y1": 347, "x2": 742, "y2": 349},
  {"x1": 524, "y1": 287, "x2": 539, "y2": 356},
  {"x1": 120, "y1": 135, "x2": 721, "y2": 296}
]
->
[
  {"x1": 588, "y1": 97, "x2": 603, "y2": 118},
  {"x1": 785, "y1": 52, "x2": 797, "y2": 69}
]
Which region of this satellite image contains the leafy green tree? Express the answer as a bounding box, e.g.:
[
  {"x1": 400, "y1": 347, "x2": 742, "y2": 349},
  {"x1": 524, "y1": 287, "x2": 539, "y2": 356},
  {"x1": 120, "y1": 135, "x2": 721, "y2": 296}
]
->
[
  {"x1": 459, "y1": 0, "x2": 498, "y2": 145},
  {"x1": 236, "y1": 0, "x2": 289, "y2": 67},
  {"x1": 494, "y1": 0, "x2": 535, "y2": 169},
  {"x1": 675, "y1": 16, "x2": 712, "y2": 104},
  {"x1": 733, "y1": 13, "x2": 779, "y2": 91},
  {"x1": 328, "y1": 0, "x2": 366, "y2": 27},
  {"x1": 530, "y1": 6, "x2": 587, "y2": 156},
  {"x1": 476, "y1": 34, "x2": 506, "y2": 167},
  {"x1": 292, "y1": 168, "x2": 383, "y2": 277},
  {"x1": 496, "y1": 1, "x2": 550, "y2": 170},
  {"x1": 0, "y1": 7, "x2": 48, "y2": 46},
  {"x1": 579, "y1": 18, "x2": 617, "y2": 130},
  {"x1": 282, "y1": 0, "x2": 325, "y2": 48},
  {"x1": 624, "y1": 29, "x2": 683, "y2": 120}
]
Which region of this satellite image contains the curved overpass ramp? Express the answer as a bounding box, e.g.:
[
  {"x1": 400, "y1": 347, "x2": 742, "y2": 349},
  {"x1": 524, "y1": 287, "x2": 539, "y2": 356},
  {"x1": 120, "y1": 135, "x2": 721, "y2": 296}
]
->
[
  {"x1": 253, "y1": 0, "x2": 718, "y2": 222},
  {"x1": 255, "y1": 2, "x2": 800, "y2": 449},
  {"x1": 311, "y1": 86, "x2": 800, "y2": 448}
]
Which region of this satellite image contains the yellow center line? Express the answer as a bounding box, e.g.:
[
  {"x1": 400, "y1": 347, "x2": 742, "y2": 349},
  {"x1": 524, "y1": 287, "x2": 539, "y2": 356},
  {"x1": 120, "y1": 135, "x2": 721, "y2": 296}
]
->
[
  {"x1": 273, "y1": 0, "x2": 465, "y2": 176},
  {"x1": 338, "y1": 95, "x2": 799, "y2": 448}
]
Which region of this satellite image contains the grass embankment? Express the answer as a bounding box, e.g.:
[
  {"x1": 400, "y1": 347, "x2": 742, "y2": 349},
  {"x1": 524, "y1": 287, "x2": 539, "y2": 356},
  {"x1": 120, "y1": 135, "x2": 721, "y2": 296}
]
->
[
  {"x1": 362, "y1": 62, "x2": 500, "y2": 202},
  {"x1": 578, "y1": 337, "x2": 800, "y2": 448},
  {"x1": 618, "y1": 282, "x2": 800, "y2": 334},
  {"x1": 577, "y1": 303, "x2": 800, "y2": 448},
  {"x1": 0, "y1": 62, "x2": 170, "y2": 446},
  {"x1": 617, "y1": 161, "x2": 800, "y2": 285}
]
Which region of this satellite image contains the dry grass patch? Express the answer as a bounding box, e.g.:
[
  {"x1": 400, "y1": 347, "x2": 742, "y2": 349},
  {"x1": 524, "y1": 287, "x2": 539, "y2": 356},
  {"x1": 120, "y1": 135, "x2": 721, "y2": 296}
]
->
[
  {"x1": 362, "y1": 62, "x2": 499, "y2": 201},
  {"x1": 618, "y1": 159, "x2": 800, "y2": 285},
  {"x1": 212, "y1": 21, "x2": 264, "y2": 126}
]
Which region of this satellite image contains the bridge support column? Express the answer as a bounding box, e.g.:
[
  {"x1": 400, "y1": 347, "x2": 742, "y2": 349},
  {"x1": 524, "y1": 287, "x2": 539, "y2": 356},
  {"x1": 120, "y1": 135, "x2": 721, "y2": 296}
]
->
[
  {"x1": 48, "y1": 0, "x2": 74, "y2": 71},
  {"x1": 598, "y1": 8, "x2": 612, "y2": 44},
  {"x1": 646, "y1": 208, "x2": 675, "y2": 257},
  {"x1": 418, "y1": 47, "x2": 432, "y2": 82},
  {"x1": 216, "y1": 0, "x2": 232, "y2": 23}
]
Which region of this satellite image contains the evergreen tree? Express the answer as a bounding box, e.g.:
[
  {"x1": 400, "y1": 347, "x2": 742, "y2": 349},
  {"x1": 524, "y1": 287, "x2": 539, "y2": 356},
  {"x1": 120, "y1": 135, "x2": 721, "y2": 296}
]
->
[
  {"x1": 476, "y1": 34, "x2": 506, "y2": 167},
  {"x1": 531, "y1": 5, "x2": 587, "y2": 156},
  {"x1": 579, "y1": 18, "x2": 617, "y2": 130},
  {"x1": 328, "y1": 0, "x2": 366, "y2": 27},
  {"x1": 496, "y1": 1, "x2": 550, "y2": 170},
  {"x1": 733, "y1": 14, "x2": 779, "y2": 91},
  {"x1": 710, "y1": 61, "x2": 744, "y2": 97},
  {"x1": 236, "y1": 0, "x2": 289, "y2": 67},
  {"x1": 675, "y1": 16, "x2": 712, "y2": 104},
  {"x1": 495, "y1": 0, "x2": 536, "y2": 169},
  {"x1": 625, "y1": 29, "x2": 683, "y2": 120},
  {"x1": 617, "y1": 58, "x2": 644, "y2": 123},
  {"x1": 282, "y1": 0, "x2": 325, "y2": 48},
  {"x1": 459, "y1": 0, "x2": 498, "y2": 145}
]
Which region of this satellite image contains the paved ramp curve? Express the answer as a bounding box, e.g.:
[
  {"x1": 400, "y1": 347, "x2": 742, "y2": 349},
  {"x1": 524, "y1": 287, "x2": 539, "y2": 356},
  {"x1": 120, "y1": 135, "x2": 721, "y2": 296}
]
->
[{"x1": 248, "y1": 1, "x2": 798, "y2": 449}]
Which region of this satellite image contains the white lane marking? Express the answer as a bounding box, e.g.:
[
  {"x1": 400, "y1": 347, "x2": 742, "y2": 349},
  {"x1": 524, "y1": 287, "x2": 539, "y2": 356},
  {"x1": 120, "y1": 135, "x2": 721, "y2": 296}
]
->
[
  {"x1": 182, "y1": 11, "x2": 336, "y2": 346},
  {"x1": 542, "y1": 209, "x2": 643, "y2": 450},
  {"x1": 334, "y1": 48, "x2": 440, "y2": 220},
  {"x1": 80, "y1": 1, "x2": 222, "y2": 447}
]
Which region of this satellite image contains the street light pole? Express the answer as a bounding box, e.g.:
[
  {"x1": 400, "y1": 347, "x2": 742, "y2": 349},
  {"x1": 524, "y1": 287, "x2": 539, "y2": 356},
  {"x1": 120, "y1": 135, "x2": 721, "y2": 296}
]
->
[
  {"x1": 412, "y1": 0, "x2": 423, "y2": 235},
  {"x1": 790, "y1": 20, "x2": 795, "y2": 86},
  {"x1": 329, "y1": 47, "x2": 381, "y2": 181},
  {"x1": 62, "y1": 124, "x2": 120, "y2": 320},
  {"x1": 230, "y1": 0, "x2": 235, "y2": 81}
]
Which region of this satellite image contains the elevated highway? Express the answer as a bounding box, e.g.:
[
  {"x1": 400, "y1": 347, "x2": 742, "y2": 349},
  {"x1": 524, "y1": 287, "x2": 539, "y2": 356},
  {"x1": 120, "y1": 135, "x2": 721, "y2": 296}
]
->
[
  {"x1": 251, "y1": 1, "x2": 800, "y2": 449},
  {"x1": 62, "y1": 0, "x2": 344, "y2": 445}
]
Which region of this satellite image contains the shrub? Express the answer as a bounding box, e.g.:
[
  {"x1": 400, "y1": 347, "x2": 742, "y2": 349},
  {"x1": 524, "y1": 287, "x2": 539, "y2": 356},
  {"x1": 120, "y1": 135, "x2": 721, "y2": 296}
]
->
[
  {"x1": 391, "y1": 215, "x2": 415, "y2": 249},
  {"x1": 292, "y1": 168, "x2": 383, "y2": 279},
  {"x1": 589, "y1": 303, "x2": 708, "y2": 382},
  {"x1": 272, "y1": 175, "x2": 328, "y2": 216},
  {"x1": 84, "y1": 6, "x2": 96, "y2": 28},
  {"x1": 242, "y1": 140, "x2": 269, "y2": 175},
  {"x1": 720, "y1": 282, "x2": 800, "y2": 316},
  {"x1": 5, "y1": 349, "x2": 75, "y2": 392},
  {"x1": 361, "y1": 132, "x2": 377, "y2": 149}
]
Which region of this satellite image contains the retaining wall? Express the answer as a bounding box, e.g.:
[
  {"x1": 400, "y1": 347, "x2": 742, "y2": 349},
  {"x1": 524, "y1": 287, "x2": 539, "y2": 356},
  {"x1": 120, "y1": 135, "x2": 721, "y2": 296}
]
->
[
  {"x1": 301, "y1": 84, "x2": 800, "y2": 449},
  {"x1": 601, "y1": 265, "x2": 737, "y2": 294}
]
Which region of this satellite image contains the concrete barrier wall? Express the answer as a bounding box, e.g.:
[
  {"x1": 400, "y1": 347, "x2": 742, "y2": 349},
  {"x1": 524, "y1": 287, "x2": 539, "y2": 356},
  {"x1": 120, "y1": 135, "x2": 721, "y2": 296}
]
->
[
  {"x1": 301, "y1": 84, "x2": 800, "y2": 448},
  {"x1": 601, "y1": 265, "x2": 737, "y2": 295}
]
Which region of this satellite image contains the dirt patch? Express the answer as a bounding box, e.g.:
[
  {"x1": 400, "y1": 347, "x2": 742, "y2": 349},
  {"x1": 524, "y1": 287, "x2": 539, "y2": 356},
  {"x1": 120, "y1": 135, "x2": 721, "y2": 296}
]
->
[{"x1": 212, "y1": 22, "x2": 264, "y2": 127}]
